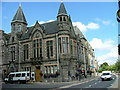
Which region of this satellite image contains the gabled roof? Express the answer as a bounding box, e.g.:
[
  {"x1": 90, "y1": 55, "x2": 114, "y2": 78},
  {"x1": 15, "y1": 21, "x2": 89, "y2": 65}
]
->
[
  {"x1": 58, "y1": 3, "x2": 67, "y2": 15},
  {"x1": 21, "y1": 21, "x2": 59, "y2": 40},
  {"x1": 12, "y1": 6, "x2": 27, "y2": 25}
]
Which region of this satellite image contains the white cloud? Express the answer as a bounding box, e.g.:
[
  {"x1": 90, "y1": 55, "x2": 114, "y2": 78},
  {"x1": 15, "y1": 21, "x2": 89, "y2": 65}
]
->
[
  {"x1": 86, "y1": 23, "x2": 100, "y2": 29},
  {"x1": 90, "y1": 38, "x2": 115, "y2": 51},
  {"x1": 72, "y1": 22, "x2": 100, "y2": 32},
  {"x1": 38, "y1": 21, "x2": 45, "y2": 24},
  {"x1": 46, "y1": 20, "x2": 54, "y2": 23},
  {"x1": 72, "y1": 22, "x2": 87, "y2": 32},
  {"x1": 97, "y1": 46, "x2": 118, "y2": 65},
  {"x1": 102, "y1": 20, "x2": 111, "y2": 25},
  {"x1": 95, "y1": 18, "x2": 112, "y2": 25},
  {"x1": 90, "y1": 38, "x2": 118, "y2": 65}
]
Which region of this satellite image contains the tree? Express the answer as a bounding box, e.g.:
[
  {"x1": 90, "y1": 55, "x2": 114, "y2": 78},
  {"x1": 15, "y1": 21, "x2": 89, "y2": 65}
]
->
[
  {"x1": 114, "y1": 60, "x2": 120, "y2": 71},
  {"x1": 98, "y1": 62, "x2": 109, "y2": 72}
]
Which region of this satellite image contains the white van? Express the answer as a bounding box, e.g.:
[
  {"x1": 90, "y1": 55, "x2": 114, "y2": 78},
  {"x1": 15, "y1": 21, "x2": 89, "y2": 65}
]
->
[
  {"x1": 100, "y1": 71, "x2": 112, "y2": 81},
  {"x1": 4, "y1": 71, "x2": 35, "y2": 84}
]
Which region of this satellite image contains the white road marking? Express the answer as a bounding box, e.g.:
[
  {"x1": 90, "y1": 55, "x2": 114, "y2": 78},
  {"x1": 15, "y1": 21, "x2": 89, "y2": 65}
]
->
[
  {"x1": 99, "y1": 81, "x2": 101, "y2": 83},
  {"x1": 59, "y1": 78, "x2": 96, "y2": 88}
]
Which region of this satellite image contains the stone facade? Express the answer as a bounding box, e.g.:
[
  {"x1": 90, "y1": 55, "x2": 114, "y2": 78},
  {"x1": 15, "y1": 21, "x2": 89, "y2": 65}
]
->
[{"x1": 1, "y1": 3, "x2": 96, "y2": 82}]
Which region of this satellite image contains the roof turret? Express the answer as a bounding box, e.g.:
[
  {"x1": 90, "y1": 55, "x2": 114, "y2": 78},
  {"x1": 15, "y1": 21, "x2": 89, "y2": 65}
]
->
[{"x1": 12, "y1": 5, "x2": 27, "y2": 25}]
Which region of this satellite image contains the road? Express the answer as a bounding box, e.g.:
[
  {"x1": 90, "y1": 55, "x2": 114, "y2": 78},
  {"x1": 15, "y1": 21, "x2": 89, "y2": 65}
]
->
[
  {"x1": 2, "y1": 75, "x2": 119, "y2": 90},
  {"x1": 58, "y1": 75, "x2": 117, "y2": 90}
]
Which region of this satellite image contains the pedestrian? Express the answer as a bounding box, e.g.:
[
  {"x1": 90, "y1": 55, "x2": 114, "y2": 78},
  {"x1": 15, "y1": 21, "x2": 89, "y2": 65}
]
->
[
  {"x1": 90, "y1": 70, "x2": 92, "y2": 77},
  {"x1": 75, "y1": 72, "x2": 78, "y2": 80}
]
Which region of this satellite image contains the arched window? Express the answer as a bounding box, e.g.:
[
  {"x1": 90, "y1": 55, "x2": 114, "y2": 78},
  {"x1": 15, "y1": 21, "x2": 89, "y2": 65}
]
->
[
  {"x1": 63, "y1": 17, "x2": 66, "y2": 21},
  {"x1": 12, "y1": 24, "x2": 15, "y2": 31},
  {"x1": 12, "y1": 37, "x2": 14, "y2": 42},
  {"x1": 18, "y1": 24, "x2": 22, "y2": 32},
  {"x1": 60, "y1": 17, "x2": 62, "y2": 21}
]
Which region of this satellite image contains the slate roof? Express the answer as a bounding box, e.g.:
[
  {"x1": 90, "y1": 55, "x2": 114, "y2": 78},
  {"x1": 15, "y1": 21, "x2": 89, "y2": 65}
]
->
[
  {"x1": 12, "y1": 6, "x2": 27, "y2": 25},
  {"x1": 58, "y1": 3, "x2": 67, "y2": 15},
  {"x1": 41, "y1": 21, "x2": 59, "y2": 34},
  {"x1": 21, "y1": 21, "x2": 59, "y2": 40}
]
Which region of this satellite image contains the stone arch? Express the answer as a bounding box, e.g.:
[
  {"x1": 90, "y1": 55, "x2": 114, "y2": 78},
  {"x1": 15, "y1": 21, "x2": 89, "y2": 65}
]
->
[{"x1": 31, "y1": 29, "x2": 43, "y2": 40}]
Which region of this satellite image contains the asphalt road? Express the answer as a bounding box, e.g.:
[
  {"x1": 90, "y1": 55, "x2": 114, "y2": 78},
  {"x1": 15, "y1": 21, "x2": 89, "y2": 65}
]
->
[
  {"x1": 60, "y1": 76, "x2": 116, "y2": 90},
  {"x1": 2, "y1": 75, "x2": 118, "y2": 90}
]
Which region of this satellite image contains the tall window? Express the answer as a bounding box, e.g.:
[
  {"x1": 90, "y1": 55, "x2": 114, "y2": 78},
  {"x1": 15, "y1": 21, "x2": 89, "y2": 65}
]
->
[
  {"x1": 58, "y1": 37, "x2": 68, "y2": 54},
  {"x1": 70, "y1": 40, "x2": 73, "y2": 55},
  {"x1": 58, "y1": 38, "x2": 62, "y2": 53},
  {"x1": 18, "y1": 24, "x2": 22, "y2": 32},
  {"x1": 44, "y1": 65, "x2": 57, "y2": 74},
  {"x1": 12, "y1": 37, "x2": 14, "y2": 42},
  {"x1": 60, "y1": 17, "x2": 62, "y2": 21},
  {"x1": 23, "y1": 44, "x2": 29, "y2": 60},
  {"x1": 11, "y1": 46, "x2": 15, "y2": 61},
  {"x1": 62, "y1": 37, "x2": 68, "y2": 54},
  {"x1": 46, "y1": 40, "x2": 53, "y2": 58},
  {"x1": 12, "y1": 24, "x2": 15, "y2": 31},
  {"x1": 33, "y1": 39, "x2": 42, "y2": 58},
  {"x1": 73, "y1": 40, "x2": 77, "y2": 56},
  {"x1": 63, "y1": 17, "x2": 66, "y2": 21}
]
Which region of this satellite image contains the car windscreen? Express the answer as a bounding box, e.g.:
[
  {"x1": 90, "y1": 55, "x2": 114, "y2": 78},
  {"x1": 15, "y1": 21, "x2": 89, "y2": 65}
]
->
[
  {"x1": 102, "y1": 73, "x2": 110, "y2": 75},
  {"x1": 9, "y1": 74, "x2": 15, "y2": 77}
]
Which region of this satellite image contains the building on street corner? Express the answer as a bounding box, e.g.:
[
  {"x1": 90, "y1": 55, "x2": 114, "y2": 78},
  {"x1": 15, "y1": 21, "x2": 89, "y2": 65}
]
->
[{"x1": 1, "y1": 2, "x2": 97, "y2": 82}]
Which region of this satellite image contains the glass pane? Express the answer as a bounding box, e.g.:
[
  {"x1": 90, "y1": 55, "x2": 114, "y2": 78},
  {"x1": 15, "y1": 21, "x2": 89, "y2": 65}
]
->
[
  {"x1": 22, "y1": 73, "x2": 25, "y2": 77},
  {"x1": 16, "y1": 73, "x2": 21, "y2": 77}
]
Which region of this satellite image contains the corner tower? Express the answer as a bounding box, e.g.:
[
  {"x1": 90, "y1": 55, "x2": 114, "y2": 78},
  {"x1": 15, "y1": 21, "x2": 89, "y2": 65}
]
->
[
  {"x1": 57, "y1": 2, "x2": 69, "y2": 31},
  {"x1": 11, "y1": 5, "x2": 27, "y2": 33}
]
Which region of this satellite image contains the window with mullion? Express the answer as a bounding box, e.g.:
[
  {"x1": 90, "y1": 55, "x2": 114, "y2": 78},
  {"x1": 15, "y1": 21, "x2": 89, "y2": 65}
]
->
[
  {"x1": 58, "y1": 38, "x2": 62, "y2": 53},
  {"x1": 11, "y1": 46, "x2": 15, "y2": 61},
  {"x1": 39, "y1": 39, "x2": 42, "y2": 58},
  {"x1": 70, "y1": 40, "x2": 73, "y2": 55},
  {"x1": 46, "y1": 40, "x2": 53, "y2": 58},
  {"x1": 23, "y1": 44, "x2": 29, "y2": 60},
  {"x1": 50, "y1": 41, "x2": 53, "y2": 56},
  {"x1": 62, "y1": 37, "x2": 68, "y2": 54}
]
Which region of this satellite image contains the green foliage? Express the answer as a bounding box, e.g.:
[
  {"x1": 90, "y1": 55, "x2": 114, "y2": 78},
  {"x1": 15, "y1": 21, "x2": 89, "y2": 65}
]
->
[
  {"x1": 114, "y1": 60, "x2": 120, "y2": 71},
  {"x1": 98, "y1": 60, "x2": 120, "y2": 72}
]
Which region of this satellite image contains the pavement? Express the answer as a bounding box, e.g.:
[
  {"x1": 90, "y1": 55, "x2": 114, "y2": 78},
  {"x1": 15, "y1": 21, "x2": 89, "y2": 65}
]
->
[
  {"x1": 32, "y1": 75, "x2": 99, "y2": 89},
  {"x1": 3, "y1": 74, "x2": 118, "y2": 89},
  {"x1": 108, "y1": 73, "x2": 120, "y2": 89}
]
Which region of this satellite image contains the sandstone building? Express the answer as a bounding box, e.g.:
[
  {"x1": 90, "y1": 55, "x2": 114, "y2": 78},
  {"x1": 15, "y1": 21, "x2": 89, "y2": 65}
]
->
[{"x1": 1, "y1": 3, "x2": 96, "y2": 82}]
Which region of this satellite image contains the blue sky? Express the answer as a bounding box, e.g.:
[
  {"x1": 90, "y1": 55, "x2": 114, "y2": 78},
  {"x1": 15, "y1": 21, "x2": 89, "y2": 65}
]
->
[{"x1": 1, "y1": 2, "x2": 118, "y2": 65}]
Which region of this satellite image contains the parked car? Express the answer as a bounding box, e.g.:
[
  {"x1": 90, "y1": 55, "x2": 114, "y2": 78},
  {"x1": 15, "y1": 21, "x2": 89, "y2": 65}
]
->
[
  {"x1": 100, "y1": 71, "x2": 112, "y2": 81},
  {"x1": 4, "y1": 71, "x2": 35, "y2": 84}
]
